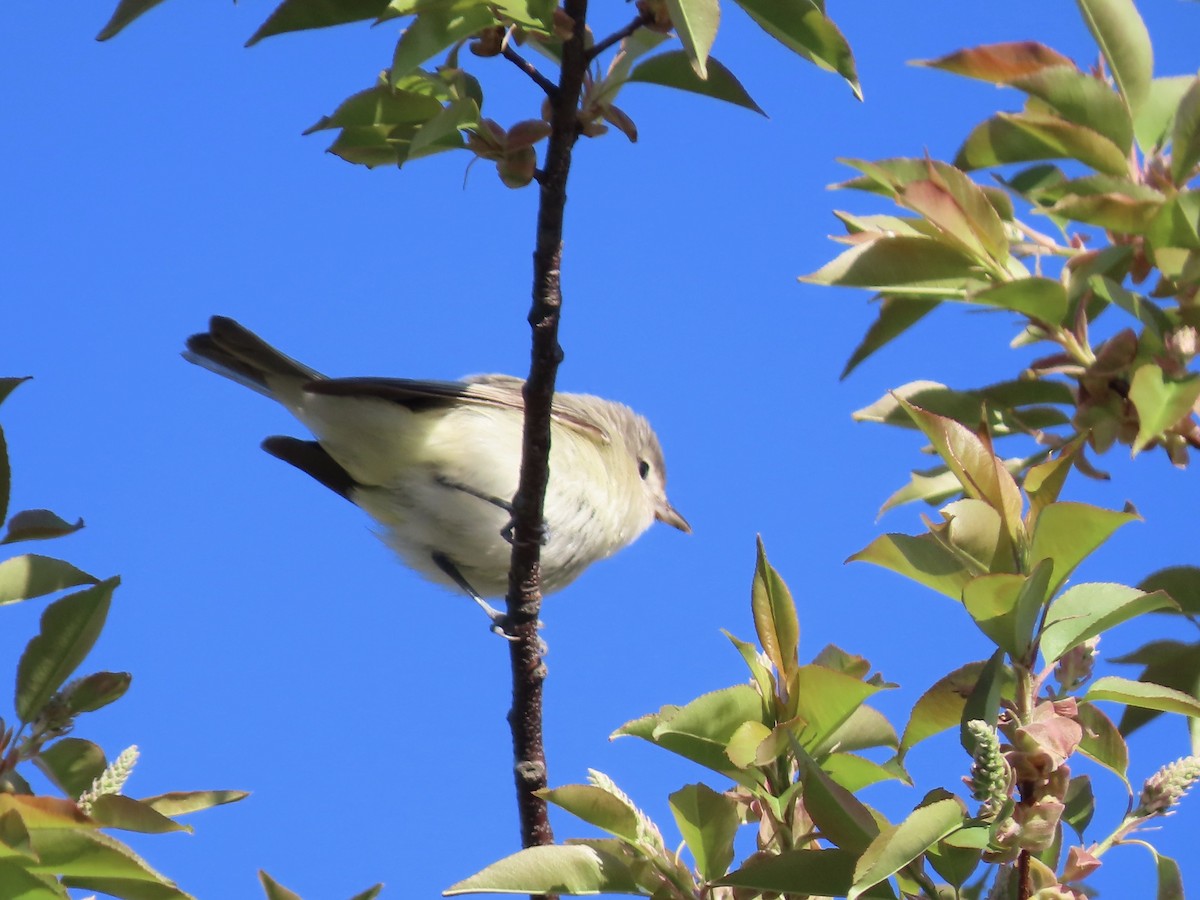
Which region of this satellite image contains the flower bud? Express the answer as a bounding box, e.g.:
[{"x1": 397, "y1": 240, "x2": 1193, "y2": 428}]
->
[{"x1": 1134, "y1": 755, "x2": 1200, "y2": 818}]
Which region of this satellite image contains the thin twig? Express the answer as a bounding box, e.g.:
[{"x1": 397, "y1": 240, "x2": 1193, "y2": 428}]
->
[
  {"x1": 585, "y1": 11, "x2": 653, "y2": 62},
  {"x1": 503, "y1": 44, "x2": 559, "y2": 98},
  {"x1": 505, "y1": 0, "x2": 591, "y2": 891}
]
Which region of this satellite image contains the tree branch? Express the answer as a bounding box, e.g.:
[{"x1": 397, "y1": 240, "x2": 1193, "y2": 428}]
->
[
  {"x1": 585, "y1": 11, "x2": 654, "y2": 63},
  {"x1": 504, "y1": 0, "x2": 591, "y2": 889},
  {"x1": 503, "y1": 44, "x2": 559, "y2": 99}
]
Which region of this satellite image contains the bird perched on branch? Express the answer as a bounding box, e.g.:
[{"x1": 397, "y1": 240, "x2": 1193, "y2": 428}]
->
[{"x1": 184, "y1": 317, "x2": 689, "y2": 622}]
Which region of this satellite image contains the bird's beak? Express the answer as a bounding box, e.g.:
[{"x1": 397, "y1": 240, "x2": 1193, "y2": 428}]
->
[{"x1": 656, "y1": 502, "x2": 691, "y2": 534}]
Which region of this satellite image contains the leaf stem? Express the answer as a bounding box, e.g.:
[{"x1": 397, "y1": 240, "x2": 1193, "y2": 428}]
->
[
  {"x1": 502, "y1": 43, "x2": 559, "y2": 98},
  {"x1": 585, "y1": 11, "x2": 654, "y2": 62}
]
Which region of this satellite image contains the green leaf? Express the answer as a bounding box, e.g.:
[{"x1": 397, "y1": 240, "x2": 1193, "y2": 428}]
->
[
  {"x1": 956, "y1": 113, "x2": 1130, "y2": 177},
  {"x1": 1146, "y1": 191, "x2": 1200, "y2": 251},
  {"x1": 1014, "y1": 65, "x2": 1133, "y2": 151},
  {"x1": 390, "y1": 4, "x2": 498, "y2": 84},
  {"x1": 618, "y1": 685, "x2": 765, "y2": 782},
  {"x1": 1025, "y1": 438, "x2": 1084, "y2": 528},
  {"x1": 819, "y1": 704, "x2": 899, "y2": 755},
  {"x1": 879, "y1": 465, "x2": 964, "y2": 514},
  {"x1": 35, "y1": 739, "x2": 107, "y2": 798},
  {"x1": 855, "y1": 380, "x2": 1074, "y2": 435},
  {"x1": 1040, "y1": 583, "x2": 1176, "y2": 665},
  {"x1": 628, "y1": 52, "x2": 764, "y2": 114},
  {"x1": 901, "y1": 663, "x2": 989, "y2": 756},
  {"x1": 1062, "y1": 774, "x2": 1095, "y2": 839},
  {"x1": 1171, "y1": 78, "x2": 1200, "y2": 184},
  {"x1": 259, "y1": 871, "x2": 302, "y2": 900},
  {"x1": 444, "y1": 844, "x2": 642, "y2": 895},
  {"x1": 246, "y1": 0, "x2": 390, "y2": 46},
  {"x1": 724, "y1": 631, "x2": 775, "y2": 718},
  {"x1": 0, "y1": 809, "x2": 36, "y2": 859},
  {"x1": 0, "y1": 555, "x2": 98, "y2": 607},
  {"x1": 823, "y1": 752, "x2": 908, "y2": 792},
  {"x1": 1110, "y1": 640, "x2": 1200, "y2": 738},
  {"x1": 1137, "y1": 566, "x2": 1200, "y2": 615},
  {"x1": 407, "y1": 97, "x2": 479, "y2": 160},
  {"x1": 926, "y1": 830, "x2": 983, "y2": 888},
  {"x1": 306, "y1": 81, "x2": 462, "y2": 168},
  {"x1": 140, "y1": 791, "x2": 250, "y2": 817},
  {"x1": 1, "y1": 511, "x2": 84, "y2": 544},
  {"x1": 88, "y1": 795, "x2": 191, "y2": 835},
  {"x1": 1075, "y1": 702, "x2": 1129, "y2": 787},
  {"x1": 733, "y1": 0, "x2": 859, "y2": 98},
  {"x1": 664, "y1": 0, "x2": 719, "y2": 78},
  {"x1": 968, "y1": 278, "x2": 1068, "y2": 325},
  {"x1": 1134, "y1": 76, "x2": 1195, "y2": 152},
  {"x1": 897, "y1": 398, "x2": 1023, "y2": 541},
  {"x1": 720, "y1": 848, "x2": 894, "y2": 898},
  {"x1": 901, "y1": 166, "x2": 1011, "y2": 264},
  {"x1": 961, "y1": 649, "x2": 1005, "y2": 753},
  {"x1": 1075, "y1": 0, "x2": 1152, "y2": 116},
  {"x1": 1154, "y1": 850, "x2": 1184, "y2": 900},
  {"x1": 537, "y1": 784, "x2": 639, "y2": 843},
  {"x1": 847, "y1": 532, "x2": 973, "y2": 601},
  {"x1": 725, "y1": 719, "x2": 775, "y2": 768},
  {"x1": 849, "y1": 798, "x2": 965, "y2": 900},
  {"x1": 961, "y1": 559, "x2": 1053, "y2": 659},
  {"x1": 1085, "y1": 676, "x2": 1200, "y2": 717},
  {"x1": 96, "y1": 0, "x2": 171, "y2": 40},
  {"x1": 61, "y1": 671, "x2": 131, "y2": 716},
  {"x1": 1089, "y1": 276, "x2": 1172, "y2": 336},
  {"x1": 915, "y1": 42, "x2": 1075, "y2": 83},
  {"x1": 30, "y1": 829, "x2": 186, "y2": 893},
  {"x1": 751, "y1": 537, "x2": 799, "y2": 679},
  {"x1": 15, "y1": 578, "x2": 117, "y2": 724},
  {"x1": 801, "y1": 751, "x2": 881, "y2": 854},
  {"x1": 841, "y1": 297, "x2": 938, "y2": 379},
  {"x1": 0, "y1": 427, "x2": 8, "y2": 530},
  {"x1": 802, "y1": 236, "x2": 982, "y2": 293},
  {"x1": 0, "y1": 859, "x2": 65, "y2": 899},
  {"x1": 791, "y1": 665, "x2": 885, "y2": 751},
  {"x1": 0, "y1": 379, "x2": 30, "y2": 409},
  {"x1": 1028, "y1": 502, "x2": 1138, "y2": 596},
  {"x1": 1048, "y1": 191, "x2": 1163, "y2": 234},
  {"x1": 1127, "y1": 365, "x2": 1200, "y2": 456},
  {"x1": 346, "y1": 886, "x2": 384, "y2": 900},
  {"x1": 668, "y1": 784, "x2": 738, "y2": 880},
  {"x1": 593, "y1": 31, "x2": 669, "y2": 110},
  {"x1": 0, "y1": 795, "x2": 90, "y2": 828}
]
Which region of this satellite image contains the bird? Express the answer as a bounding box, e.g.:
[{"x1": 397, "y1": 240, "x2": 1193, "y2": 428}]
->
[{"x1": 183, "y1": 316, "x2": 689, "y2": 621}]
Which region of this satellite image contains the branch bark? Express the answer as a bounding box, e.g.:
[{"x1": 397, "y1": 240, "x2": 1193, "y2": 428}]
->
[{"x1": 504, "y1": 0, "x2": 591, "y2": 888}]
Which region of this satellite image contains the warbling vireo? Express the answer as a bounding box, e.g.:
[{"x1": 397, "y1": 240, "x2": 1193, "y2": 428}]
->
[{"x1": 184, "y1": 317, "x2": 688, "y2": 617}]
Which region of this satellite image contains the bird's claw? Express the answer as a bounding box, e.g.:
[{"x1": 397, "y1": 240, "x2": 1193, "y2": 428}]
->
[{"x1": 501, "y1": 519, "x2": 550, "y2": 546}]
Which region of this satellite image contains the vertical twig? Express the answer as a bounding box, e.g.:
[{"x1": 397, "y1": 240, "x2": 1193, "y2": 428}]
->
[{"x1": 504, "y1": 0, "x2": 591, "y2": 878}]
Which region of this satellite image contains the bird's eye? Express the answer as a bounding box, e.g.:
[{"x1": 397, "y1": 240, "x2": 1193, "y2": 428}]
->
[{"x1": 638, "y1": 459, "x2": 651, "y2": 480}]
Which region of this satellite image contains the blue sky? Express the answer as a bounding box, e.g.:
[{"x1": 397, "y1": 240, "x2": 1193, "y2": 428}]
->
[{"x1": 4, "y1": 1, "x2": 1199, "y2": 897}]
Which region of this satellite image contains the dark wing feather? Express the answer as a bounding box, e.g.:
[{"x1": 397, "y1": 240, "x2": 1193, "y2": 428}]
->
[
  {"x1": 262, "y1": 437, "x2": 359, "y2": 500},
  {"x1": 307, "y1": 377, "x2": 609, "y2": 441}
]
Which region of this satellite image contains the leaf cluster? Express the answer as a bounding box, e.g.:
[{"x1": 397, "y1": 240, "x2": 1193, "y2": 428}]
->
[
  {"x1": 805, "y1": 0, "x2": 1200, "y2": 506},
  {"x1": 0, "y1": 381, "x2": 250, "y2": 900},
  {"x1": 448, "y1": 2, "x2": 1200, "y2": 898},
  {"x1": 97, "y1": 0, "x2": 859, "y2": 185}
]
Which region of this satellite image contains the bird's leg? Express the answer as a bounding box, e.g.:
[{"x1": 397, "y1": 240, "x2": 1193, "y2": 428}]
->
[
  {"x1": 436, "y1": 475, "x2": 552, "y2": 547},
  {"x1": 434, "y1": 475, "x2": 539, "y2": 546},
  {"x1": 436, "y1": 475, "x2": 513, "y2": 514},
  {"x1": 431, "y1": 551, "x2": 518, "y2": 640}
]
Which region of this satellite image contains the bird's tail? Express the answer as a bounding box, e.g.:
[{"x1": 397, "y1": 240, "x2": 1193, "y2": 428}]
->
[{"x1": 183, "y1": 316, "x2": 322, "y2": 403}]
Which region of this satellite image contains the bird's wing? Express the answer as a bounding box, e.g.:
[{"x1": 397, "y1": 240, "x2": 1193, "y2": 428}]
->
[{"x1": 306, "y1": 376, "x2": 611, "y2": 443}]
